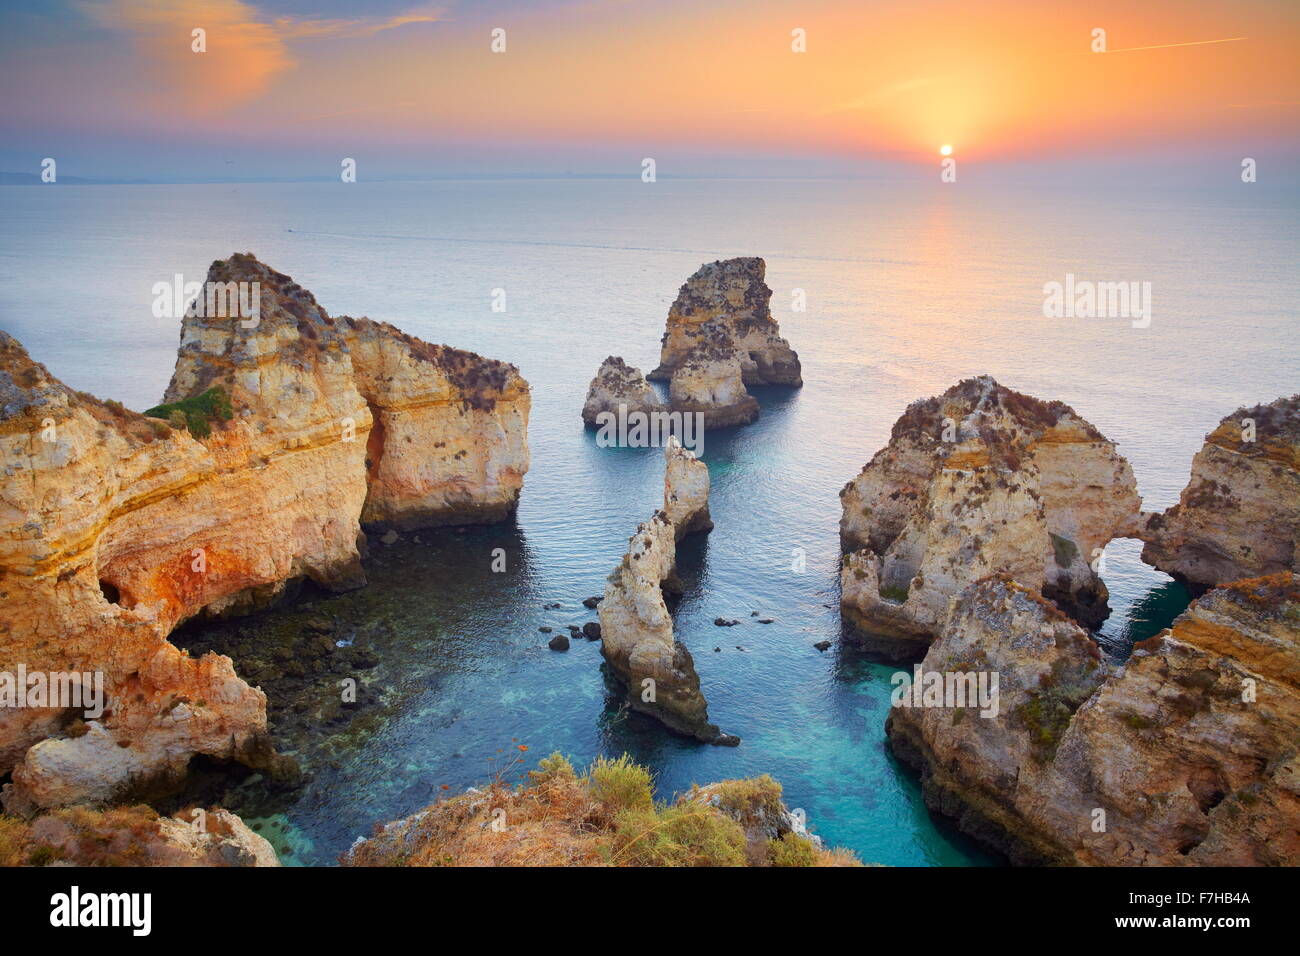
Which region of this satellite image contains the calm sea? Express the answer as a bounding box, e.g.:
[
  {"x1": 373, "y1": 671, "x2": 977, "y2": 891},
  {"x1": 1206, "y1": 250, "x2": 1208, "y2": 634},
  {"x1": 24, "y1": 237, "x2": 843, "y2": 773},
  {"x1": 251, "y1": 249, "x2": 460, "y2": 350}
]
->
[{"x1": 2, "y1": 178, "x2": 1296, "y2": 865}]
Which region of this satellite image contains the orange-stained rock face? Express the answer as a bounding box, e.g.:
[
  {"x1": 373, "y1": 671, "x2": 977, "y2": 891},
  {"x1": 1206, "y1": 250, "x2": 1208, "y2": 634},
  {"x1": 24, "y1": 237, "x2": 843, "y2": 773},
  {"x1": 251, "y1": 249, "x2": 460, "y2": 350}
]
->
[{"x1": 0, "y1": 253, "x2": 529, "y2": 811}]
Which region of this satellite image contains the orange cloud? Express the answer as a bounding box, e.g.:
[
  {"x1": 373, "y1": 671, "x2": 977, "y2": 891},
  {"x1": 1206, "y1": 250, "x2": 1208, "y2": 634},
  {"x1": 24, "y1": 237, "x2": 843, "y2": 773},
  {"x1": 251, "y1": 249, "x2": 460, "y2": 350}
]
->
[{"x1": 76, "y1": 0, "x2": 443, "y2": 111}]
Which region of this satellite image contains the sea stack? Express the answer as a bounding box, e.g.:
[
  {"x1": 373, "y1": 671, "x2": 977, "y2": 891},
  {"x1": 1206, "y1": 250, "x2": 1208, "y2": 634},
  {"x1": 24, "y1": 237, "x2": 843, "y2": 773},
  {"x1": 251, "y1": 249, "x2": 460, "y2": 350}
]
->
[
  {"x1": 597, "y1": 442, "x2": 734, "y2": 744},
  {"x1": 887, "y1": 573, "x2": 1300, "y2": 866},
  {"x1": 649, "y1": 257, "x2": 801, "y2": 387},
  {"x1": 1140, "y1": 393, "x2": 1300, "y2": 591},
  {"x1": 839, "y1": 376, "x2": 1141, "y2": 657},
  {"x1": 663, "y1": 435, "x2": 712, "y2": 539},
  {"x1": 0, "y1": 253, "x2": 530, "y2": 812},
  {"x1": 647, "y1": 257, "x2": 799, "y2": 429},
  {"x1": 581, "y1": 356, "x2": 664, "y2": 427}
]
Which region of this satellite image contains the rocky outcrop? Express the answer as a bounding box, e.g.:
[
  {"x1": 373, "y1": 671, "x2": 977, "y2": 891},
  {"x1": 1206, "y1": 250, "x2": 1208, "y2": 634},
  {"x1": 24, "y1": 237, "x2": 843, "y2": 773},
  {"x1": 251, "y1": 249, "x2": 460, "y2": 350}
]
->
[
  {"x1": 0, "y1": 804, "x2": 278, "y2": 866},
  {"x1": 0, "y1": 253, "x2": 529, "y2": 811},
  {"x1": 343, "y1": 752, "x2": 858, "y2": 866},
  {"x1": 649, "y1": 257, "x2": 801, "y2": 387},
  {"x1": 597, "y1": 442, "x2": 731, "y2": 744},
  {"x1": 888, "y1": 573, "x2": 1300, "y2": 865},
  {"x1": 662, "y1": 436, "x2": 712, "y2": 539},
  {"x1": 839, "y1": 376, "x2": 1141, "y2": 657},
  {"x1": 1140, "y1": 394, "x2": 1300, "y2": 591},
  {"x1": 667, "y1": 349, "x2": 760, "y2": 428},
  {"x1": 581, "y1": 356, "x2": 663, "y2": 427},
  {"x1": 342, "y1": 317, "x2": 529, "y2": 529}
]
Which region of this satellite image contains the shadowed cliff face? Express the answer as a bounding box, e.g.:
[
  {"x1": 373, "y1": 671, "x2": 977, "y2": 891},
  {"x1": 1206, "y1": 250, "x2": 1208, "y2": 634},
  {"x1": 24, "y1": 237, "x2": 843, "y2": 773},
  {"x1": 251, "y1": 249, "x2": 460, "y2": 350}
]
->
[
  {"x1": 1140, "y1": 394, "x2": 1300, "y2": 591},
  {"x1": 0, "y1": 253, "x2": 529, "y2": 812},
  {"x1": 839, "y1": 376, "x2": 1142, "y2": 656},
  {"x1": 888, "y1": 573, "x2": 1300, "y2": 866}
]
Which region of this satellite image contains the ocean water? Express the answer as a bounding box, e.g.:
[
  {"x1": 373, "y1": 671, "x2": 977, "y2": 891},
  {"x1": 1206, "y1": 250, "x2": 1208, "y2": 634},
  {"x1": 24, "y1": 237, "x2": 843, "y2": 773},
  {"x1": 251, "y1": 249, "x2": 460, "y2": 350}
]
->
[{"x1": 1, "y1": 178, "x2": 1296, "y2": 866}]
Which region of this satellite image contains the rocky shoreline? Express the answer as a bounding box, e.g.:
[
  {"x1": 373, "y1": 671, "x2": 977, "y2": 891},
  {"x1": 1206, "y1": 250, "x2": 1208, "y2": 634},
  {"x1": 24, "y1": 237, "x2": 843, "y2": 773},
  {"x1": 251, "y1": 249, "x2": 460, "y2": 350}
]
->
[
  {"x1": 0, "y1": 253, "x2": 531, "y2": 815},
  {"x1": 847, "y1": 384, "x2": 1300, "y2": 865}
]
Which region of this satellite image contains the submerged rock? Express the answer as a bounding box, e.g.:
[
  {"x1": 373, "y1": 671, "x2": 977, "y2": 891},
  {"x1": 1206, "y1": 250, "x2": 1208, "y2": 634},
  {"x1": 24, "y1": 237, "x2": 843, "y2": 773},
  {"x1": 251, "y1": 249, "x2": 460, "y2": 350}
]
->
[
  {"x1": 888, "y1": 573, "x2": 1300, "y2": 865},
  {"x1": 581, "y1": 356, "x2": 663, "y2": 427},
  {"x1": 839, "y1": 376, "x2": 1142, "y2": 657},
  {"x1": 1140, "y1": 393, "x2": 1300, "y2": 591},
  {"x1": 0, "y1": 252, "x2": 530, "y2": 811}
]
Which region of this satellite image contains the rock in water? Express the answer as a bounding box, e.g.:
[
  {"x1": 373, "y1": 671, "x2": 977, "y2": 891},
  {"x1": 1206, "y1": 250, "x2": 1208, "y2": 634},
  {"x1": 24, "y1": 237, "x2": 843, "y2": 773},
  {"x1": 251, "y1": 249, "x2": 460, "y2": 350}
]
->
[
  {"x1": 839, "y1": 376, "x2": 1141, "y2": 657},
  {"x1": 1140, "y1": 393, "x2": 1300, "y2": 591},
  {"x1": 663, "y1": 435, "x2": 712, "y2": 539},
  {"x1": 887, "y1": 573, "x2": 1300, "y2": 866},
  {"x1": 648, "y1": 257, "x2": 801, "y2": 387},
  {"x1": 667, "y1": 348, "x2": 760, "y2": 428},
  {"x1": 581, "y1": 356, "x2": 663, "y2": 427},
  {"x1": 597, "y1": 437, "x2": 732, "y2": 743},
  {"x1": 0, "y1": 253, "x2": 530, "y2": 811}
]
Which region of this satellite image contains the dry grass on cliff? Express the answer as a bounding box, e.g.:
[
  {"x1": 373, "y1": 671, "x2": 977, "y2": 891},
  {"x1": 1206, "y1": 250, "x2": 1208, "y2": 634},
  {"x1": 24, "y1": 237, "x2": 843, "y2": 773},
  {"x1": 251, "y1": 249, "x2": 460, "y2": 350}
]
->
[
  {"x1": 343, "y1": 752, "x2": 862, "y2": 868},
  {"x1": 0, "y1": 805, "x2": 165, "y2": 867}
]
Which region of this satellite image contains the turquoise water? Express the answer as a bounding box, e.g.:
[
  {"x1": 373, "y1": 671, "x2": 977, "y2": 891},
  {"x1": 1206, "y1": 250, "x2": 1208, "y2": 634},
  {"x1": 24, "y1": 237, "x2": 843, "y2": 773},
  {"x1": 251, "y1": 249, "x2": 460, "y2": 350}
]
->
[{"x1": 2, "y1": 178, "x2": 1297, "y2": 865}]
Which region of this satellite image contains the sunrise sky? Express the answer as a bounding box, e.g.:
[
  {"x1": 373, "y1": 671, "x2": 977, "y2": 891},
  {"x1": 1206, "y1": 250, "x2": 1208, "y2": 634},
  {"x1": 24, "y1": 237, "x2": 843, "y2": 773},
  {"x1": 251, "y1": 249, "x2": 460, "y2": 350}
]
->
[{"x1": 1, "y1": 0, "x2": 1297, "y2": 181}]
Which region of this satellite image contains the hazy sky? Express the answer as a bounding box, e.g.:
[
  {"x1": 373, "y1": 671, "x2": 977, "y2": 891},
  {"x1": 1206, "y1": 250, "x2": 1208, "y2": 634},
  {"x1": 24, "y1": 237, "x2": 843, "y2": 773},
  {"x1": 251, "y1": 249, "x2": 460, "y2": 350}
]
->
[{"x1": 1, "y1": 0, "x2": 1297, "y2": 180}]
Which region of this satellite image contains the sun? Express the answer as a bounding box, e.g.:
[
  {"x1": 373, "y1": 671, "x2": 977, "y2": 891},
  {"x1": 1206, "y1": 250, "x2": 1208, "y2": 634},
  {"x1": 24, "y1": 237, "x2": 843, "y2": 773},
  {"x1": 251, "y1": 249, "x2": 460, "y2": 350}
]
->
[{"x1": 939, "y1": 144, "x2": 953, "y2": 156}]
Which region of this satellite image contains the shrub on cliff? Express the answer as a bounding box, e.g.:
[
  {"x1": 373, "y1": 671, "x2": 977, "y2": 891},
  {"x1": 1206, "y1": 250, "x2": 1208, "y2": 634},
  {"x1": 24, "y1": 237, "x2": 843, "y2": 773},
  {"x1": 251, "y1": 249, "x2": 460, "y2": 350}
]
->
[
  {"x1": 342, "y1": 751, "x2": 863, "y2": 867},
  {"x1": 144, "y1": 386, "x2": 233, "y2": 439}
]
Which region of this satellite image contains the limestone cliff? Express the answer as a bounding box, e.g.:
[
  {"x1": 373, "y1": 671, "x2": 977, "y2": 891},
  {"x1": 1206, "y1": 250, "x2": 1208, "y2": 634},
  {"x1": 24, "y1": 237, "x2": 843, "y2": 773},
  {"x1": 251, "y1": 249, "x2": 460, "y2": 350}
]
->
[
  {"x1": 342, "y1": 316, "x2": 529, "y2": 529},
  {"x1": 888, "y1": 574, "x2": 1300, "y2": 865},
  {"x1": 1140, "y1": 394, "x2": 1300, "y2": 591},
  {"x1": 0, "y1": 253, "x2": 530, "y2": 811},
  {"x1": 839, "y1": 376, "x2": 1141, "y2": 656},
  {"x1": 649, "y1": 257, "x2": 801, "y2": 387},
  {"x1": 581, "y1": 356, "x2": 663, "y2": 427},
  {"x1": 597, "y1": 443, "x2": 732, "y2": 743}
]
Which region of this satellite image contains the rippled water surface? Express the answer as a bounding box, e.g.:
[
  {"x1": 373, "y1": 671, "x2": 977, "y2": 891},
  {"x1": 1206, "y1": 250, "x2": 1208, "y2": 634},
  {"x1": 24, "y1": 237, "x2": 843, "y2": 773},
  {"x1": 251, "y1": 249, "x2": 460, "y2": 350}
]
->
[{"x1": 2, "y1": 178, "x2": 1296, "y2": 865}]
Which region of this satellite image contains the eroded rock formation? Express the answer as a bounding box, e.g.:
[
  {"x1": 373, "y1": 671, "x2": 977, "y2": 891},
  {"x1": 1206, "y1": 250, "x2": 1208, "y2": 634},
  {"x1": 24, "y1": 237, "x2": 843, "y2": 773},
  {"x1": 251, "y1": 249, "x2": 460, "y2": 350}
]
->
[
  {"x1": 597, "y1": 442, "x2": 732, "y2": 743},
  {"x1": 645, "y1": 258, "x2": 800, "y2": 429},
  {"x1": 649, "y1": 257, "x2": 801, "y2": 387},
  {"x1": 667, "y1": 350, "x2": 760, "y2": 428},
  {"x1": 888, "y1": 573, "x2": 1300, "y2": 865},
  {"x1": 839, "y1": 376, "x2": 1141, "y2": 657},
  {"x1": 0, "y1": 253, "x2": 529, "y2": 811},
  {"x1": 1140, "y1": 394, "x2": 1300, "y2": 591},
  {"x1": 581, "y1": 356, "x2": 663, "y2": 427},
  {"x1": 663, "y1": 435, "x2": 712, "y2": 538}
]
